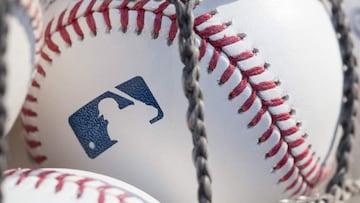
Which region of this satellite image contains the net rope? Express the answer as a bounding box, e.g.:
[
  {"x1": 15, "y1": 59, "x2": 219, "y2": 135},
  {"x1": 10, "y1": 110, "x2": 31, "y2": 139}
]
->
[
  {"x1": 0, "y1": 0, "x2": 9, "y2": 202},
  {"x1": 166, "y1": 0, "x2": 212, "y2": 202}
]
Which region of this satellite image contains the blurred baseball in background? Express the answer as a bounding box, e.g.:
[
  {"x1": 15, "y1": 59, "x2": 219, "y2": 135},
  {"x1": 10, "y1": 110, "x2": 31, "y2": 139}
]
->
[
  {"x1": 4, "y1": 0, "x2": 42, "y2": 134},
  {"x1": 2, "y1": 168, "x2": 159, "y2": 203}
]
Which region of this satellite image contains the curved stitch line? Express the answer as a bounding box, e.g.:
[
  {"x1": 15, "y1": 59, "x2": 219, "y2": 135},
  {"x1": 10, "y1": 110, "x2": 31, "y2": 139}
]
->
[
  {"x1": 4, "y1": 168, "x2": 148, "y2": 203},
  {"x1": 196, "y1": 17, "x2": 324, "y2": 189},
  {"x1": 17, "y1": 0, "x2": 43, "y2": 52}
]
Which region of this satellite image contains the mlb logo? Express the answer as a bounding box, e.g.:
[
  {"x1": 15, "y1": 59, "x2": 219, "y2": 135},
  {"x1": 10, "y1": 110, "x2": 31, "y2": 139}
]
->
[{"x1": 69, "y1": 76, "x2": 163, "y2": 159}]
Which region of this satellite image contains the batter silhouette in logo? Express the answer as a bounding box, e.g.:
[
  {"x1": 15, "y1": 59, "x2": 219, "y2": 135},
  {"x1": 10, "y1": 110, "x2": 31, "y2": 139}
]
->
[{"x1": 69, "y1": 76, "x2": 163, "y2": 159}]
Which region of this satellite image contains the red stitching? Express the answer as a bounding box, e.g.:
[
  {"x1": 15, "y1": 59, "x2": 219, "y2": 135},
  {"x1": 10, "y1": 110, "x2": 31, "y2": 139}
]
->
[
  {"x1": 36, "y1": 63, "x2": 46, "y2": 77},
  {"x1": 100, "y1": 0, "x2": 113, "y2": 31},
  {"x1": 153, "y1": 2, "x2": 170, "y2": 38},
  {"x1": 286, "y1": 173, "x2": 299, "y2": 191},
  {"x1": 25, "y1": 94, "x2": 37, "y2": 103},
  {"x1": 23, "y1": 124, "x2": 38, "y2": 133},
  {"x1": 288, "y1": 138, "x2": 305, "y2": 148},
  {"x1": 21, "y1": 108, "x2": 37, "y2": 117},
  {"x1": 258, "y1": 124, "x2": 275, "y2": 143},
  {"x1": 194, "y1": 12, "x2": 212, "y2": 26},
  {"x1": 272, "y1": 112, "x2": 291, "y2": 122},
  {"x1": 21, "y1": 0, "x2": 326, "y2": 196},
  {"x1": 253, "y1": 81, "x2": 277, "y2": 91},
  {"x1": 97, "y1": 186, "x2": 130, "y2": 203},
  {"x1": 117, "y1": 194, "x2": 131, "y2": 203},
  {"x1": 274, "y1": 152, "x2": 289, "y2": 170},
  {"x1": 228, "y1": 77, "x2": 247, "y2": 100},
  {"x1": 69, "y1": 1, "x2": 84, "y2": 38},
  {"x1": 199, "y1": 39, "x2": 206, "y2": 60},
  {"x1": 55, "y1": 173, "x2": 71, "y2": 192},
  {"x1": 77, "y1": 178, "x2": 93, "y2": 198},
  {"x1": 86, "y1": 0, "x2": 97, "y2": 15},
  {"x1": 16, "y1": 169, "x2": 32, "y2": 185},
  {"x1": 45, "y1": 19, "x2": 61, "y2": 53},
  {"x1": 133, "y1": 0, "x2": 150, "y2": 10},
  {"x1": 266, "y1": 139, "x2": 283, "y2": 158},
  {"x1": 17, "y1": 0, "x2": 44, "y2": 55},
  {"x1": 4, "y1": 169, "x2": 17, "y2": 177},
  {"x1": 281, "y1": 126, "x2": 299, "y2": 137},
  {"x1": 85, "y1": 0, "x2": 97, "y2": 34},
  {"x1": 208, "y1": 49, "x2": 220, "y2": 72},
  {"x1": 33, "y1": 10, "x2": 41, "y2": 31},
  {"x1": 34, "y1": 156, "x2": 47, "y2": 164},
  {"x1": 239, "y1": 90, "x2": 257, "y2": 112},
  {"x1": 31, "y1": 80, "x2": 40, "y2": 88},
  {"x1": 39, "y1": 50, "x2": 52, "y2": 63},
  {"x1": 197, "y1": 24, "x2": 227, "y2": 38},
  {"x1": 262, "y1": 98, "x2": 284, "y2": 107},
  {"x1": 98, "y1": 185, "x2": 111, "y2": 203},
  {"x1": 249, "y1": 106, "x2": 267, "y2": 126},
  {"x1": 219, "y1": 64, "x2": 235, "y2": 84},
  {"x1": 4, "y1": 169, "x2": 146, "y2": 203},
  {"x1": 304, "y1": 162, "x2": 318, "y2": 179},
  {"x1": 17, "y1": 0, "x2": 43, "y2": 50},
  {"x1": 279, "y1": 164, "x2": 296, "y2": 183},
  {"x1": 137, "y1": 10, "x2": 146, "y2": 34},
  {"x1": 57, "y1": 10, "x2": 72, "y2": 46},
  {"x1": 309, "y1": 165, "x2": 322, "y2": 184},
  {"x1": 35, "y1": 30, "x2": 43, "y2": 44},
  {"x1": 229, "y1": 50, "x2": 254, "y2": 62},
  {"x1": 291, "y1": 181, "x2": 304, "y2": 196},
  {"x1": 36, "y1": 170, "x2": 56, "y2": 188},
  {"x1": 243, "y1": 66, "x2": 266, "y2": 77},
  {"x1": 119, "y1": 8, "x2": 129, "y2": 32},
  {"x1": 294, "y1": 148, "x2": 311, "y2": 162},
  {"x1": 168, "y1": 15, "x2": 177, "y2": 42},
  {"x1": 26, "y1": 139, "x2": 42, "y2": 148},
  {"x1": 212, "y1": 36, "x2": 242, "y2": 47},
  {"x1": 298, "y1": 157, "x2": 313, "y2": 170}
]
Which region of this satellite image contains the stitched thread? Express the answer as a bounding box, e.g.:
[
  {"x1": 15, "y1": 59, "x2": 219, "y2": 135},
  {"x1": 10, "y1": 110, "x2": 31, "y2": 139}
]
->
[
  {"x1": 16, "y1": 0, "x2": 44, "y2": 53},
  {"x1": 4, "y1": 168, "x2": 148, "y2": 203}
]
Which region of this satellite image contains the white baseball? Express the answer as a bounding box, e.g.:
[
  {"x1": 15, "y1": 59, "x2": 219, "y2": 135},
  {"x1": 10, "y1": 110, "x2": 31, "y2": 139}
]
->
[
  {"x1": 2, "y1": 168, "x2": 159, "y2": 203},
  {"x1": 5, "y1": 0, "x2": 42, "y2": 134},
  {"x1": 22, "y1": 0, "x2": 343, "y2": 202}
]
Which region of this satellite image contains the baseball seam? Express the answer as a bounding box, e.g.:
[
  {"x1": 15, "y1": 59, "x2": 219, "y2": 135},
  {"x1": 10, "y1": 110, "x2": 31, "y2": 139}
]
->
[
  {"x1": 21, "y1": 0, "x2": 325, "y2": 197},
  {"x1": 16, "y1": 0, "x2": 43, "y2": 53},
  {"x1": 4, "y1": 168, "x2": 149, "y2": 203}
]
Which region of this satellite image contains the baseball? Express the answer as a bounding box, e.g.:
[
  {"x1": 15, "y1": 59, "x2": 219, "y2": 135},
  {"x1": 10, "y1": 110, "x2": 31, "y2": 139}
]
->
[
  {"x1": 2, "y1": 168, "x2": 159, "y2": 203},
  {"x1": 4, "y1": 0, "x2": 42, "y2": 134},
  {"x1": 22, "y1": 0, "x2": 343, "y2": 202}
]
